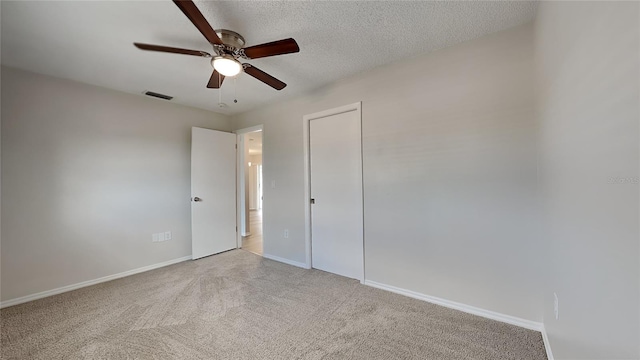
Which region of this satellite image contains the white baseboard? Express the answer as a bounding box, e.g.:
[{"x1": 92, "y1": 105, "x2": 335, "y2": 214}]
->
[
  {"x1": 262, "y1": 253, "x2": 308, "y2": 269},
  {"x1": 364, "y1": 280, "x2": 544, "y2": 332},
  {"x1": 0, "y1": 255, "x2": 192, "y2": 309},
  {"x1": 541, "y1": 325, "x2": 554, "y2": 360},
  {"x1": 364, "y1": 280, "x2": 555, "y2": 359}
]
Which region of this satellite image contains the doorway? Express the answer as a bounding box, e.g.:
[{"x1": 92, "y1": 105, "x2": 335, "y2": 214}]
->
[
  {"x1": 236, "y1": 126, "x2": 264, "y2": 256},
  {"x1": 303, "y1": 103, "x2": 364, "y2": 281}
]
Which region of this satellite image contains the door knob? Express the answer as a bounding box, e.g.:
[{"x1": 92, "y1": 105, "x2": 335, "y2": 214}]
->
[{"x1": 193, "y1": 197, "x2": 202, "y2": 202}]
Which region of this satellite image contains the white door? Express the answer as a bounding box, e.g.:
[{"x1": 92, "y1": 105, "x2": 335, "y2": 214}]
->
[
  {"x1": 191, "y1": 127, "x2": 237, "y2": 260},
  {"x1": 310, "y1": 109, "x2": 363, "y2": 280}
]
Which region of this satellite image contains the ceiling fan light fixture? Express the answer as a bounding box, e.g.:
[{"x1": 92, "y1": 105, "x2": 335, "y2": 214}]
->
[
  {"x1": 134, "y1": 0, "x2": 297, "y2": 90},
  {"x1": 212, "y1": 56, "x2": 242, "y2": 77}
]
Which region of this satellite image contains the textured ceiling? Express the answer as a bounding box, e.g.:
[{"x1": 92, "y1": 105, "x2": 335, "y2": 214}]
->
[{"x1": 1, "y1": 1, "x2": 537, "y2": 115}]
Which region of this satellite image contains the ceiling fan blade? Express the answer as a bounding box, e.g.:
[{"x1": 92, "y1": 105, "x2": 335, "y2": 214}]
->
[
  {"x1": 173, "y1": 0, "x2": 223, "y2": 45},
  {"x1": 207, "y1": 70, "x2": 225, "y2": 89},
  {"x1": 243, "y1": 38, "x2": 299, "y2": 59},
  {"x1": 243, "y1": 64, "x2": 286, "y2": 90},
  {"x1": 134, "y1": 43, "x2": 211, "y2": 57}
]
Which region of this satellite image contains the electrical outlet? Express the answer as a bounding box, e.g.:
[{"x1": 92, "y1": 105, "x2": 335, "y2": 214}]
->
[
  {"x1": 284, "y1": 229, "x2": 289, "y2": 238},
  {"x1": 553, "y1": 292, "x2": 559, "y2": 320},
  {"x1": 164, "y1": 231, "x2": 171, "y2": 241}
]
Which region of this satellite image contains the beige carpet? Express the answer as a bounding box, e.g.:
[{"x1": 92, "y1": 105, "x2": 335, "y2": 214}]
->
[{"x1": 1, "y1": 250, "x2": 546, "y2": 360}]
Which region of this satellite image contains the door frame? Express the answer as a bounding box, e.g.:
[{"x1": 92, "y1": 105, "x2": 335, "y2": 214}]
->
[
  {"x1": 234, "y1": 124, "x2": 264, "y2": 250},
  {"x1": 302, "y1": 102, "x2": 364, "y2": 280}
]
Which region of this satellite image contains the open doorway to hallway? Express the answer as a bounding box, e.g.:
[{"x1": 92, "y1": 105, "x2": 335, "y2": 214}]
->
[{"x1": 239, "y1": 129, "x2": 263, "y2": 255}]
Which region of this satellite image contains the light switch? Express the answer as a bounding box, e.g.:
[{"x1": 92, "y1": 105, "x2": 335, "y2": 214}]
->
[
  {"x1": 152, "y1": 233, "x2": 159, "y2": 242},
  {"x1": 165, "y1": 231, "x2": 172, "y2": 241}
]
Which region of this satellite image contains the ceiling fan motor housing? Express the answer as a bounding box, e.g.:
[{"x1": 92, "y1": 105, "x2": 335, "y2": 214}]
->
[{"x1": 215, "y1": 29, "x2": 245, "y2": 50}]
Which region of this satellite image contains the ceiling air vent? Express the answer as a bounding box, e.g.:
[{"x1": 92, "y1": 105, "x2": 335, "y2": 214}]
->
[{"x1": 144, "y1": 91, "x2": 173, "y2": 101}]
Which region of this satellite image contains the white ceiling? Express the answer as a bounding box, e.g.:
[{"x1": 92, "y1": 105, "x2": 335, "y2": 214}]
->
[{"x1": 1, "y1": 1, "x2": 537, "y2": 115}]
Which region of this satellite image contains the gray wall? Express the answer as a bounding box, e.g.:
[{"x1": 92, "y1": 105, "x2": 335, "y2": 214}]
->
[
  {"x1": 535, "y1": 2, "x2": 639, "y2": 359},
  {"x1": 1, "y1": 66, "x2": 231, "y2": 302},
  {"x1": 232, "y1": 24, "x2": 542, "y2": 322}
]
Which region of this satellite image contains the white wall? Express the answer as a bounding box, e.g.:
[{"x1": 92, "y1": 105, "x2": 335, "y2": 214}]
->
[
  {"x1": 249, "y1": 154, "x2": 262, "y2": 166},
  {"x1": 249, "y1": 154, "x2": 262, "y2": 210},
  {"x1": 241, "y1": 133, "x2": 250, "y2": 235},
  {"x1": 1, "y1": 66, "x2": 231, "y2": 302},
  {"x1": 534, "y1": 2, "x2": 639, "y2": 359},
  {"x1": 232, "y1": 24, "x2": 542, "y2": 321}
]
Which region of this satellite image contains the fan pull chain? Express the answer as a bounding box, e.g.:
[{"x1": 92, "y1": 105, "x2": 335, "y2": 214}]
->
[{"x1": 234, "y1": 77, "x2": 238, "y2": 103}]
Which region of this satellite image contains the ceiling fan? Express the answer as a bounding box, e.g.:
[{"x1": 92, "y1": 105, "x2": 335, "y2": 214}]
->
[{"x1": 134, "y1": 0, "x2": 299, "y2": 91}]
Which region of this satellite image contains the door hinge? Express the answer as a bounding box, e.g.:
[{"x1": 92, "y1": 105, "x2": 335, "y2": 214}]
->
[
  {"x1": 235, "y1": 144, "x2": 237, "y2": 149},
  {"x1": 236, "y1": 226, "x2": 238, "y2": 232}
]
